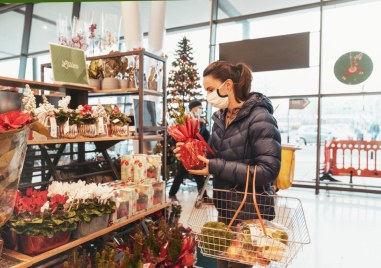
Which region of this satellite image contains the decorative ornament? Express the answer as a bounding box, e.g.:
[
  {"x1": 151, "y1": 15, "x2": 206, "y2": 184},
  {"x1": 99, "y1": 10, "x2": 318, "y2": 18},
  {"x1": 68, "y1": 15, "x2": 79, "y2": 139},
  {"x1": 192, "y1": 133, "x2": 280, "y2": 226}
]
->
[{"x1": 334, "y1": 51, "x2": 373, "y2": 85}]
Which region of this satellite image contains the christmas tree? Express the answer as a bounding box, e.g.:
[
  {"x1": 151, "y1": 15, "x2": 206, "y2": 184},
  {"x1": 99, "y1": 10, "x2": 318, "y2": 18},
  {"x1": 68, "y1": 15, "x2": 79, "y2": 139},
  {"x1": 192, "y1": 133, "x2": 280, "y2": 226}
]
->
[
  {"x1": 157, "y1": 37, "x2": 203, "y2": 181},
  {"x1": 167, "y1": 36, "x2": 203, "y2": 119}
]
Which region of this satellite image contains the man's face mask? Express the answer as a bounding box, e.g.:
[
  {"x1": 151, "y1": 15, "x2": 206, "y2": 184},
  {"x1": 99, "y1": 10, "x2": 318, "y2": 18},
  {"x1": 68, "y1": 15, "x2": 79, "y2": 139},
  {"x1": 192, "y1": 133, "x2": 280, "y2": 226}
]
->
[
  {"x1": 194, "y1": 108, "x2": 203, "y2": 118},
  {"x1": 205, "y1": 80, "x2": 228, "y2": 109}
]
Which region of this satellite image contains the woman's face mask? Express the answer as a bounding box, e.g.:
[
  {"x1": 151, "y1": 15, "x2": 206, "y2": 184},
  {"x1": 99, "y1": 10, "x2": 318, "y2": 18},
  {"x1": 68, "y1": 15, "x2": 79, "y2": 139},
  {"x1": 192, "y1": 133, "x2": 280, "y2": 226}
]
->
[{"x1": 206, "y1": 80, "x2": 228, "y2": 109}]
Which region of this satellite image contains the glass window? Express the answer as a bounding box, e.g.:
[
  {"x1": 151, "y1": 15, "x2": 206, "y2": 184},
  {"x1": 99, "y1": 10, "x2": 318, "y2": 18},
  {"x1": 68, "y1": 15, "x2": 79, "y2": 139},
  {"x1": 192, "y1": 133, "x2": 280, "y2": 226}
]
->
[
  {"x1": 217, "y1": 0, "x2": 320, "y2": 19},
  {"x1": 0, "y1": 11, "x2": 24, "y2": 59},
  {"x1": 216, "y1": 8, "x2": 320, "y2": 96},
  {"x1": 164, "y1": 27, "x2": 211, "y2": 98},
  {"x1": 0, "y1": 59, "x2": 20, "y2": 78},
  {"x1": 164, "y1": 0, "x2": 211, "y2": 30},
  {"x1": 29, "y1": 3, "x2": 73, "y2": 53},
  {"x1": 271, "y1": 97, "x2": 318, "y2": 182},
  {"x1": 321, "y1": 1, "x2": 381, "y2": 94},
  {"x1": 81, "y1": 2, "x2": 123, "y2": 55},
  {"x1": 319, "y1": 94, "x2": 381, "y2": 188}
]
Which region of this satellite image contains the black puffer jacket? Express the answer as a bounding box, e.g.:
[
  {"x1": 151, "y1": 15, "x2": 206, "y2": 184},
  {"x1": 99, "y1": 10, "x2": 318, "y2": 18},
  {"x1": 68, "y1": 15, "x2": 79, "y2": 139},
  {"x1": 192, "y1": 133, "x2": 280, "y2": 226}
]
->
[{"x1": 208, "y1": 92, "x2": 281, "y2": 222}]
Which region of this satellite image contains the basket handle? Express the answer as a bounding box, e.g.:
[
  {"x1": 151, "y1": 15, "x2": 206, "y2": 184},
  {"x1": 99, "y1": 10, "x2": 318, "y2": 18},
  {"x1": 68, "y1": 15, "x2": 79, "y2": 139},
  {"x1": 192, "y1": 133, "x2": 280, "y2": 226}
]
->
[
  {"x1": 227, "y1": 165, "x2": 267, "y2": 236},
  {"x1": 251, "y1": 165, "x2": 267, "y2": 236},
  {"x1": 227, "y1": 165, "x2": 251, "y2": 229}
]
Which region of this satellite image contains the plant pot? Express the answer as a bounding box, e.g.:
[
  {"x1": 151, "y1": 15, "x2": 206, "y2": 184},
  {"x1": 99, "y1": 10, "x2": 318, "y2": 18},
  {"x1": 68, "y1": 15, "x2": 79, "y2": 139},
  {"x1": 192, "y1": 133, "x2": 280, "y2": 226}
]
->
[
  {"x1": 2, "y1": 229, "x2": 19, "y2": 251},
  {"x1": 78, "y1": 124, "x2": 97, "y2": 138},
  {"x1": 148, "y1": 81, "x2": 157, "y2": 90},
  {"x1": 19, "y1": 231, "x2": 71, "y2": 256},
  {"x1": 74, "y1": 214, "x2": 109, "y2": 239},
  {"x1": 102, "y1": 78, "x2": 119, "y2": 90},
  {"x1": 58, "y1": 124, "x2": 78, "y2": 139},
  {"x1": 127, "y1": 80, "x2": 136, "y2": 88},
  {"x1": 119, "y1": 79, "x2": 128, "y2": 89},
  {"x1": 111, "y1": 124, "x2": 129, "y2": 137},
  {"x1": 89, "y1": 78, "x2": 102, "y2": 90}
]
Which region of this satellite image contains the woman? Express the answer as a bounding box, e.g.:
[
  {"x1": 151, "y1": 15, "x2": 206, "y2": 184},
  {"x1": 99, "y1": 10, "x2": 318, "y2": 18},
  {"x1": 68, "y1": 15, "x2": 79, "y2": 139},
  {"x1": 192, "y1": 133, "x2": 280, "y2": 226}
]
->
[{"x1": 175, "y1": 61, "x2": 281, "y2": 268}]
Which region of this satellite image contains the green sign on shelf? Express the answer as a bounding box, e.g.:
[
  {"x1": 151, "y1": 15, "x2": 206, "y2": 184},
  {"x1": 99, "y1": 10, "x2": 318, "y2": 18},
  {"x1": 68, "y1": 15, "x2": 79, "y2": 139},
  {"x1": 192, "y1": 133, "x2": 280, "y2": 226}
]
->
[{"x1": 49, "y1": 43, "x2": 89, "y2": 86}]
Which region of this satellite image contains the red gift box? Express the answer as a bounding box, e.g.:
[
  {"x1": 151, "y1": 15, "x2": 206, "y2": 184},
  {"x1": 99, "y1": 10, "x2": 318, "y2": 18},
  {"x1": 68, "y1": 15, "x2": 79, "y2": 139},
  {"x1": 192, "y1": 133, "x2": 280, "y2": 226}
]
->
[{"x1": 168, "y1": 115, "x2": 215, "y2": 170}]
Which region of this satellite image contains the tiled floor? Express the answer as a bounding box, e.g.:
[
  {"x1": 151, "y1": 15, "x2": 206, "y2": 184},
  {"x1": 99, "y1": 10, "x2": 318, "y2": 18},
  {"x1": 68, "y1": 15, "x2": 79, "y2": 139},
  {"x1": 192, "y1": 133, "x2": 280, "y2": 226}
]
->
[{"x1": 170, "y1": 182, "x2": 381, "y2": 268}]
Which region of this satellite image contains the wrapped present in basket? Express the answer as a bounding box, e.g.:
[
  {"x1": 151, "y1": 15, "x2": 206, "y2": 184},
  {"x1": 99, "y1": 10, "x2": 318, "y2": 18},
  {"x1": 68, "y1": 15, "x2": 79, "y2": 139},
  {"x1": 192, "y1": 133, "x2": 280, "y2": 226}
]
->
[{"x1": 168, "y1": 114, "x2": 214, "y2": 170}]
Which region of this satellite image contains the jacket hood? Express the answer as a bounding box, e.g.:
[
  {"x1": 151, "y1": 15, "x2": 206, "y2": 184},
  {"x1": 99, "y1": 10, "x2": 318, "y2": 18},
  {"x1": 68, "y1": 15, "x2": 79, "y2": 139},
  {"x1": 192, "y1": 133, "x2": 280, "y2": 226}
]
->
[{"x1": 213, "y1": 92, "x2": 274, "y2": 123}]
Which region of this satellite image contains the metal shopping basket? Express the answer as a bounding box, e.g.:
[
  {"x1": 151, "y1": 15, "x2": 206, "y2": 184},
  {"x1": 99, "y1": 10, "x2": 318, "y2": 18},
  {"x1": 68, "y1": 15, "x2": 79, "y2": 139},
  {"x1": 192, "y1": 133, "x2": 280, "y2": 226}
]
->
[{"x1": 188, "y1": 166, "x2": 310, "y2": 267}]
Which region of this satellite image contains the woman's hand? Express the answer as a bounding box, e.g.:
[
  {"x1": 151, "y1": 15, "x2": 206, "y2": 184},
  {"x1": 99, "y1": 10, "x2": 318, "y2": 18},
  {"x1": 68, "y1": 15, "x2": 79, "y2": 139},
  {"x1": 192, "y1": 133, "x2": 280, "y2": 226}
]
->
[
  {"x1": 173, "y1": 142, "x2": 184, "y2": 160},
  {"x1": 188, "y1": 155, "x2": 210, "y2": 175}
]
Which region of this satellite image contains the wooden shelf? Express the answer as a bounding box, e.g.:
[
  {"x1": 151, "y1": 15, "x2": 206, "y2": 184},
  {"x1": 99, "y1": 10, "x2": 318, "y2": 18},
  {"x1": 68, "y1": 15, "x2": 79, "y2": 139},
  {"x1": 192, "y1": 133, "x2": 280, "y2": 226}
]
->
[
  {"x1": 0, "y1": 76, "x2": 93, "y2": 92},
  {"x1": 27, "y1": 135, "x2": 163, "y2": 145},
  {"x1": 89, "y1": 88, "x2": 163, "y2": 96},
  {"x1": 4, "y1": 203, "x2": 171, "y2": 268}
]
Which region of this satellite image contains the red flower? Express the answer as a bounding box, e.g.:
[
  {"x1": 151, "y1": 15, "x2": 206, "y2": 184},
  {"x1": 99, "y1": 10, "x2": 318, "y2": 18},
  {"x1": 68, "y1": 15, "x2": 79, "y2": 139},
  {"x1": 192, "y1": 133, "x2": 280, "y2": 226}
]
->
[
  {"x1": 79, "y1": 104, "x2": 94, "y2": 116},
  {"x1": 50, "y1": 194, "x2": 69, "y2": 205},
  {"x1": 14, "y1": 188, "x2": 48, "y2": 214},
  {"x1": 83, "y1": 104, "x2": 93, "y2": 112},
  {"x1": 113, "y1": 106, "x2": 120, "y2": 113},
  {"x1": 0, "y1": 110, "x2": 33, "y2": 132}
]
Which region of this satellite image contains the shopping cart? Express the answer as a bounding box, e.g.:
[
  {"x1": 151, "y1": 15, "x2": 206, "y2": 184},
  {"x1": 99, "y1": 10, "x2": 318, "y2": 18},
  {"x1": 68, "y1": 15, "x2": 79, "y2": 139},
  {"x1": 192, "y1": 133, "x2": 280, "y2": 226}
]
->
[{"x1": 188, "y1": 166, "x2": 310, "y2": 267}]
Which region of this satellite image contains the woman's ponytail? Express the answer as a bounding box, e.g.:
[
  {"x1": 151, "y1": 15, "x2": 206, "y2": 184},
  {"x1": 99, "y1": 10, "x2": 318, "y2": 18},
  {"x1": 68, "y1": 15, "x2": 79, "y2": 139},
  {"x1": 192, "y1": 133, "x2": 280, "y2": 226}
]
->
[{"x1": 234, "y1": 63, "x2": 252, "y2": 102}]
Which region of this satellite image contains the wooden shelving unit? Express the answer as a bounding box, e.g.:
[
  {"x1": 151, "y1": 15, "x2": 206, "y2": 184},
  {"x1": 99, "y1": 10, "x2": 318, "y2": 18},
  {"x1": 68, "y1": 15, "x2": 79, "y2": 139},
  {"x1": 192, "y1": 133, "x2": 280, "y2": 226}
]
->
[
  {"x1": 89, "y1": 88, "x2": 163, "y2": 97},
  {"x1": 27, "y1": 135, "x2": 163, "y2": 145},
  {"x1": 0, "y1": 76, "x2": 93, "y2": 92},
  {"x1": 3, "y1": 203, "x2": 171, "y2": 268},
  {"x1": 0, "y1": 50, "x2": 168, "y2": 267}
]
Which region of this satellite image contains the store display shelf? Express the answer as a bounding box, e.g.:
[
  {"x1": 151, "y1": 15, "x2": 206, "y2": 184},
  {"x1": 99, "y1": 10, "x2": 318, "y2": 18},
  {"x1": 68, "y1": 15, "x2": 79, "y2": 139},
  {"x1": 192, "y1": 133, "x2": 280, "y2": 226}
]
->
[
  {"x1": 3, "y1": 202, "x2": 171, "y2": 268},
  {"x1": 0, "y1": 76, "x2": 93, "y2": 92},
  {"x1": 86, "y1": 48, "x2": 164, "y2": 62},
  {"x1": 89, "y1": 88, "x2": 163, "y2": 96},
  {"x1": 27, "y1": 135, "x2": 162, "y2": 145}
]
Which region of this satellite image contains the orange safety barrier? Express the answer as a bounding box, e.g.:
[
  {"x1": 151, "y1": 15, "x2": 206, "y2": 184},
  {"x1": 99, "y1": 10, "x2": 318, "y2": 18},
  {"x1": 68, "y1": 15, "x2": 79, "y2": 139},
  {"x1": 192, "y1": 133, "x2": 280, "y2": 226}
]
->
[{"x1": 322, "y1": 140, "x2": 381, "y2": 182}]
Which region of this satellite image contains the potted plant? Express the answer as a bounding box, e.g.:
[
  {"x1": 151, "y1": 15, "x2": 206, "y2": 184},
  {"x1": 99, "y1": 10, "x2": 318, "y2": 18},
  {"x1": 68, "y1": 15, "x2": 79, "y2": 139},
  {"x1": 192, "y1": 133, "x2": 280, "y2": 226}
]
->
[
  {"x1": 48, "y1": 181, "x2": 115, "y2": 239},
  {"x1": 147, "y1": 66, "x2": 157, "y2": 90},
  {"x1": 93, "y1": 104, "x2": 108, "y2": 137},
  {"x1": 105, "y1": 105, "x2": 131, "y2": 137},
  {"x1": 76, "y1": 104, "x2": 97, "y2": 138},
  {"x1": 6, "y1": 188, "x2": 77, "y2": 256},
  {"x1": 55, "y1": 96, "x2": 79, "y2": 139},
  {"x1": 33, "y1": 96, "x2": 58, "y2": 139},
  {"x1": 102, "y1": 51, "x2": 123, "y2": 90},
  {"x1": 87, "y1": 59, "x2": 103, "y2": 89}
]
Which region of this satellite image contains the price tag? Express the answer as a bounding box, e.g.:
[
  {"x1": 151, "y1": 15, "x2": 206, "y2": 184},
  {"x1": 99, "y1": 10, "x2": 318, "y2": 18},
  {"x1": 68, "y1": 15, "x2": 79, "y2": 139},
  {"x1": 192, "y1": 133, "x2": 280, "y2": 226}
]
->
[
  {"x1": 63, "y1": 120, "x2": 69, "y2": 134},
  {"x1": 98, "y1": 117, "x2": 105, "y2": 134},
  {"x1": 50, "y1": 117, "x2": 57, "y2": 138},
  {"x1": 112, "y1": 119, "x2": 120, "y2": 124}
]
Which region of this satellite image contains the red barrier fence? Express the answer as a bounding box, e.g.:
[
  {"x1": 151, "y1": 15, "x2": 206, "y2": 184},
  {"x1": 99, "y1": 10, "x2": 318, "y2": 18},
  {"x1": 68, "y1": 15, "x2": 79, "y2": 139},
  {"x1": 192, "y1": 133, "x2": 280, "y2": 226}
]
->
[{"x1": 322, "y1": 140, "x2": 381, "y2": 182}]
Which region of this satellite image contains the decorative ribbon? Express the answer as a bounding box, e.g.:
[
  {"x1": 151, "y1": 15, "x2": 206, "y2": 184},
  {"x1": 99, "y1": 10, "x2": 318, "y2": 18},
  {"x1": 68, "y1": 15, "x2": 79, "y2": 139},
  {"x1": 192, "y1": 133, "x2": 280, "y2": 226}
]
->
[{"x1": 195, "y1": 132, "x2": 216, "y2": 158}]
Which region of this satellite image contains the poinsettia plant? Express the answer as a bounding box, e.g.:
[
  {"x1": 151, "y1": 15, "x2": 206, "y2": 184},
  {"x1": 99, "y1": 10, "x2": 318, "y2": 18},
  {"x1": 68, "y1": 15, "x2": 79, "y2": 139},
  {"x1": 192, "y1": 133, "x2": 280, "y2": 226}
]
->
[
  {"x1": 7, "y1": 188, "x2": 78, "y2": 237},
  {"x1": 76, "y1": 104, "x2": 97, "y2": 125},
  {"x1": 105, "y1": 105, "x2": 131, "y2": 126},
  {"x1": 0, "y1": 110, "x2": 34, "y2": 133},
  {"x1": 0, "y1": 84, "x2": 49, "y2": 136}
]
